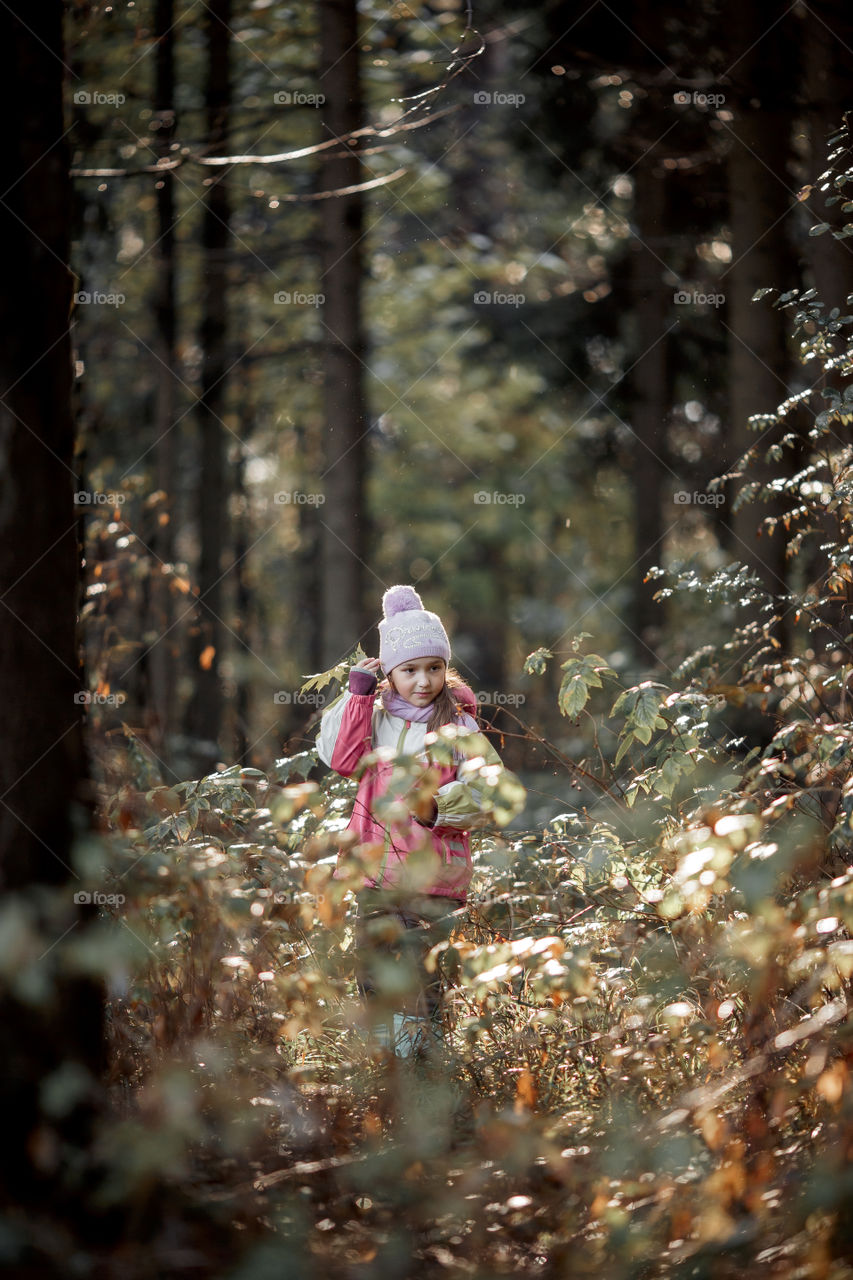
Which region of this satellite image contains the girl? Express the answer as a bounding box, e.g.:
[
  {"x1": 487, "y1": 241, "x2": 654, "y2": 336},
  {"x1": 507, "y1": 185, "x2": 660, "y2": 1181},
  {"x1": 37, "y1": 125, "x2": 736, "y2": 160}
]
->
[{"x1": 317, "y1": 584, "x2": 523, "y2": 1059}]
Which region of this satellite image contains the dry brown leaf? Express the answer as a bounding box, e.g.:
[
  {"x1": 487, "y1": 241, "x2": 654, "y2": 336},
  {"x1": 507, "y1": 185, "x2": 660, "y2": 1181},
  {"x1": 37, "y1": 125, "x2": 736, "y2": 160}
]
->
[
  {"x1": 816, "y1": 1061, "x2": 847, "y2": 1105},
  {"x1": 514, "y1": 1067, "x2": 538, "y2": 1112}
]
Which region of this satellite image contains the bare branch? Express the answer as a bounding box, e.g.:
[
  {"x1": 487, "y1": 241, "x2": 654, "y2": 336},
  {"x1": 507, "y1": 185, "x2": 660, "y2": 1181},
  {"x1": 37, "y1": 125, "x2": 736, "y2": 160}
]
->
[
  {"x1": 272, "y1": 166, "x2": 407, "y2": 201},
  {"x1": 69, "y1": 8, "x2": 484, "y2": 184},
  {"x1": 70, "y1": 158, "x2": 183, "y2": 179},
  {"x1": 192, "y1": 103, "x2": 459, "y2": 168}
]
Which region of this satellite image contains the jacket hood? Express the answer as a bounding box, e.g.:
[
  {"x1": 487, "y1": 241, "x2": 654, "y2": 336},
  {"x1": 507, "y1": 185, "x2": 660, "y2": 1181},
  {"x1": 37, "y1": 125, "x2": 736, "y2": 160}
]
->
[{"x1": 452, "y1": 681, "x2": 478, "y2": 720}]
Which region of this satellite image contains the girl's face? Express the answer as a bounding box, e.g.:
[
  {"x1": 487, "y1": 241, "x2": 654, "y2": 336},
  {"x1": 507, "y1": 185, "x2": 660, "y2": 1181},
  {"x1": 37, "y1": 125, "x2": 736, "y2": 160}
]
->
[{"x1": 390, "y1": 656, "x2": 446, "y2": 705}]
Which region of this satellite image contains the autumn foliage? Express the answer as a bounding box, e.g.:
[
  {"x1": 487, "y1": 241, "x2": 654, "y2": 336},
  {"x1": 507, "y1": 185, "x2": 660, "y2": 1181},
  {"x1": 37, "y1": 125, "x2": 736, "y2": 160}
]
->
[{"x1": 59, "y1": 117, "x2": 853, "y2": 1280}]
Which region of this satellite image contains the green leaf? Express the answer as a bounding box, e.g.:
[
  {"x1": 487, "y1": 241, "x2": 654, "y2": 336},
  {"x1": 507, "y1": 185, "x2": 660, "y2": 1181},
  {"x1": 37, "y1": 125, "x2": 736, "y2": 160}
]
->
[
  {"x1": 301, "y1": 645, "x2": 367, "y2": 695},
  {"x1": 610, "y1": 688, "x2": 634, "y2": 718},
  {"x1": 558, "y1": 668, "x2": 593, "y2": 719},
  {"x1": 573, "y1": 652, "x2": 616, "y2": 678},
  {"x1": 271, "y1": 751, "x2": 318, "y2": 783},
  {"x1": 557, "y1": 653, "x2": 616, "y2": 718},
  {"x1": 655, "y1": 751, "x2": 696, "y2": 799},
  {"x1": 171, "y1": 813, "x2": 195, "y2": 842},
  {"x1": 523, "y1": 647, "x2": 553, "y2": 676},
  {"x1": 632, "y1": 688, "x2": 667, "y2": 741}
]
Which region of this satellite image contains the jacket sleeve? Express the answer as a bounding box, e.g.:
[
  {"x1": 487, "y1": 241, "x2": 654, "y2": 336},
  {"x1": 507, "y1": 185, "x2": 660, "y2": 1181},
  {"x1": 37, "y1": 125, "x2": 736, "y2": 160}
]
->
[
  {"x1": 316, "y1": 673, "x2": 377, "y2": 776},
  {"x1": 433, "y1": 732, "x2": 524, "y2": 830}
]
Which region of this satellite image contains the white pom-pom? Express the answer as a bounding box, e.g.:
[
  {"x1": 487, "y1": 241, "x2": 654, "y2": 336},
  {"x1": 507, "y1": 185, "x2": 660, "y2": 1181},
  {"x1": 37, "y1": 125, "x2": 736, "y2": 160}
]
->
[{"x1": 382, "y1": 584, "x2": 423, "y2": 618}]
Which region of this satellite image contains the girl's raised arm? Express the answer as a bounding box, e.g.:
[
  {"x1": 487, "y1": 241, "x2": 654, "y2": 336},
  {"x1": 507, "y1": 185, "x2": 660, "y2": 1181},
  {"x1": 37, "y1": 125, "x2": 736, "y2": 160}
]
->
[{"x1": 316, "y1": 663, "x2": 379, "y2": 776}]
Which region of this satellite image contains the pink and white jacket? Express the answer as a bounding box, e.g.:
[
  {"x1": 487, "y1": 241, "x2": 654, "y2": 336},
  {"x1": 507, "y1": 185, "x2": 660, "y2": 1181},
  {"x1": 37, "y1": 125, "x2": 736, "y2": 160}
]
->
[{"x1": 317, "y1": 673, "x2": 512, "y2": 901}]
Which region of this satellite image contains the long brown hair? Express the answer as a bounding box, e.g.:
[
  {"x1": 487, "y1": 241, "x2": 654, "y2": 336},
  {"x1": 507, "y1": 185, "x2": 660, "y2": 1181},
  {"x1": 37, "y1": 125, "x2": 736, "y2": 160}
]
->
[{"x1": 380, "y1": 664, "x2": 477, "y2": 733}]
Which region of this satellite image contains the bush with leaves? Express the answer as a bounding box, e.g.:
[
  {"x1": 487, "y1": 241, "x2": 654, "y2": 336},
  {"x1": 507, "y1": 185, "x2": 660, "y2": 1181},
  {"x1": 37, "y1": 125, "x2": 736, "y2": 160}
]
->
[{"x1": 51, "y1": 120, "x2": 853, "y2": 1277}]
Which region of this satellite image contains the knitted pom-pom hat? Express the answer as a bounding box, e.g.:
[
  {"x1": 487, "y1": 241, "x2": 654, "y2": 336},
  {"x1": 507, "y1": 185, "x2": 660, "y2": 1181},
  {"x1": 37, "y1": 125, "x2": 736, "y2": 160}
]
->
[{"x1": 378, "y1": 585, "x2": 451, "y2": 673}]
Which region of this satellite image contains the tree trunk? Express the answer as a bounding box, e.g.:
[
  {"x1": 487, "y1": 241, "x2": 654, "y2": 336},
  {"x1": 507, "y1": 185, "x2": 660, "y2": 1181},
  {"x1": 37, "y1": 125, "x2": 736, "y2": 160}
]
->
[
  {"x1": 724, "y1": 3, "x2": 797, "y2": 602},
  {"x1": 295, "y1": 411, "x2": 324, "y2": 673},
  {"x1": 628, "y1": 153, "x2": 669, "y2": 661},
  {"x1": 146, "y1": 0, "x2": 179, "y2": 768},
  {"x1": 452, "y1": 543, "x2": 510, "y2": 744},
  {"x1": 234, "y1": 365, "x2": 253, "y2": 764},
  {"x1": 0, "y1": 0, "x2": 105, "y2": 1205},
  {"x1": 318, "y1": 0, "x2": 370, "y2": 667},
  {"x1": 801, "y1": 1, "x2": 853, "y2": 312},
  {"x1": 185, "y1": 0, "x2": 232, "y2": 773}
]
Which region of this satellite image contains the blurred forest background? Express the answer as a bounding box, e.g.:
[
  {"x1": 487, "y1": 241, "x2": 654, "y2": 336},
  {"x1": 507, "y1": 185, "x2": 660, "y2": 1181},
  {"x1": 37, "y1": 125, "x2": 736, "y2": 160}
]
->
[
  {"x1": 67, "y1": 0, "x2": 851, "y2": 789},
  {"x1": 4, "y1": 1, "x2": 853, "y2": 1277}
]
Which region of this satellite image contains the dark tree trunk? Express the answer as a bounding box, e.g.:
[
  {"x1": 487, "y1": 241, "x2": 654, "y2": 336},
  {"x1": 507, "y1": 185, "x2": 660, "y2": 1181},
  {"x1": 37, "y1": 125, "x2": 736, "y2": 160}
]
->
[
  {"x1": 801, "y1": 1, "x2": 853, "y2": 312},
  {"x1": 723, "y1": 2, "x2": 797, "y2": 604},
  {"x1": 628, "y1": 153, "x2": 670, "y2": 662},
  {"x1": 450, "y1": 24, "x2": 510, "y2": 242},
  {"x1": 318, "y1": 0, "x2": 370, "y2": 667},
  {"x1": 536, "y1": 0, "x2": 682, "y2": 666},
  {"x1": 296, "y1": 412, "x2": 324, "y2": 673},
  {"x1": 234, "y1": 365, "x2": 253, "y2": 765},
  {"x1": 0, "y1": 0, "x2": 105, "y2": 1206},
  {"x1": 185, "y1": 0, "x2": 232, "y2": 773},
  {"x1": 452, "y1": 543, "x2": 509, "y2": 743},
  {"x1": 146, "y1": 0, "x2": 179, "y2": 767}
]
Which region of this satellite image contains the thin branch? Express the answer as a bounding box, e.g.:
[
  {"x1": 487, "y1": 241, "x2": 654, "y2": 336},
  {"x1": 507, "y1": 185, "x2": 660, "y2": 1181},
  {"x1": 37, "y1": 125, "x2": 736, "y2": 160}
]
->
[
  {"x1": 71, "y1": 158, "x2": 182, "y2": 179},
  {"x1": 195, "y1": 102, "x2": 460, "y2": 167},
  {"x1": 269, "y1": 166, "x2": 407, "y2": 201},
  {"x1": 480, "y1": 704, "x2": 618, "y2": 798},
  {"x1": 70, "y1": 103, "x2": 462, "y2": 180}
]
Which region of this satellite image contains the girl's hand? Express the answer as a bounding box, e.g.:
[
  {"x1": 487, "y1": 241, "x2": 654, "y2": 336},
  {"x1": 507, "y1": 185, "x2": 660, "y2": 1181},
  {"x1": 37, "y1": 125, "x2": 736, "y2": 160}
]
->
[
  {"x1": 348, "y1": 655, "x2": 381, "y2": 696},
  {"x1": 352, "y1": 656, "x2": 381, "y2": 673}
]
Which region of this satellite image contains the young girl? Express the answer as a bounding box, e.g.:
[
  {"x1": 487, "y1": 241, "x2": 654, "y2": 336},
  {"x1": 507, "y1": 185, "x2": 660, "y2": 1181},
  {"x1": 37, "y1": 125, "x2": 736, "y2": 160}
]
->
[{"x1": 317, "y1": 584, "x2": 522, "y2": 1059}]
